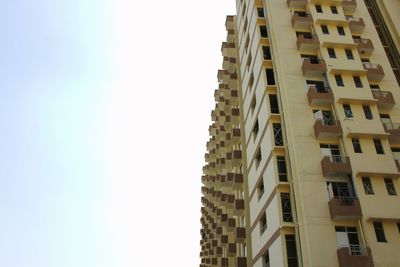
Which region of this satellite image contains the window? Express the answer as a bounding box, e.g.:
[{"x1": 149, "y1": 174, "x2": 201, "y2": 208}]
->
[
  {"x1": 345, "y1": 49, "x2": 354, "y2": 59},
  {"x1": 373, "y1": 222, "x2": 387, "y2": 242},
  {"x1": 397, "y1": 223, "x2": 400, "y2": 234},
  {"x1": 321, "y1": 25, "x2": 329, "y2": 34},
  {"x1": 262, "y1": 250, "x2": 270, "y2": 267},
  {"x1": 337, "y1": 26, "x2": 345, "y2": 36},
  {"x1": 277, "y1": 156, "x2": 288, "y2": 182},
  {"x1": 244, "y1": 34, "x2": 250, "y2": 51},
  {"x1": 384, "y1": 178, "x2": 397, "y2": 195},
  {"x1": 246, "y1": 52, "x2": 252, "y2": 70},
  {"x1": 328, "y1": 48, "x2": 336, "y2": 58},
  {"x1": 373, "y1": 139, "x2": 384, "y2": 154},
  {"x1": 335, "y1": 75, "x2": 344, "y2": 86},
  {"x1": 281, "y1": 193, "x2": 293, "y2": 222},
  {"x1": 256, "y1": 148, "x2": 262, "y2": 167},
  {"x1": 262, "y1": 46, "x2": 271, "y2": 60},
  {"x1": 353, "y1": 76, "x2": 363, "y2": 88},
  {"x1": 362, "y1": 177, "x2": 374, "y2": 194},
  {"x1": 253, "y1": 119, "x2": 259, "y2": 139},
  {"x1": 330, "y1": 6, "x2": 338, "y2": 14},
  {"x1": 363, "y1": 105, "x2": 373, "y2": 120},
  {"x1": 285, "y1": 235, "x2": 298, "y2": 267},
  {"x1": 250, "y1": 95, "x2": 256, "y2": 114},
  {"x1": 260, "y1": 25, "x2": 268, "y2": 38},
  {"x1": 258, "y1": 179, "x2": 265, "y2": 199},
  {"x1": 352, "y1": 138, "x2": 362, "y2": 153},
  {"x1": 249, "y1": 72, "x2": 254, "y2": 88},
  {"x1": 260, "y1": 213, "x2": 267, "y2": 233},
  {"x1": 269, "y1": 94, "x2": 279, "y2": 114},
  {"x1": 244, "y1": 18, "x2": 248, "y2": 32},
  {"x1": 315, "y1": 4, "x2": 322, "y2": 13},
  {"x1": 266, "y1": 69, "x2": 275, "y2": 85},
  {"x1": 257, "y1": 7, "x2": 265, "y2": 17},
  {"x1": 343, "y1": 104, "x2": 353, "y2": 118},
  {"x1": 273, "y1": 123, "x2": 283, "y2": 146}
]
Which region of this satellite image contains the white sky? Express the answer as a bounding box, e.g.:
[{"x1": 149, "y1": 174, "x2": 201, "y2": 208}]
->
[{"x1": 0, "y1": 0, "x2": 236, "y2": 266}]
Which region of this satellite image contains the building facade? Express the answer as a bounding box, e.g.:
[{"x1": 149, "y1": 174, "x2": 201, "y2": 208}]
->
[{"x1": 199, "y1": 0, "x2": 400, "y2": 266}]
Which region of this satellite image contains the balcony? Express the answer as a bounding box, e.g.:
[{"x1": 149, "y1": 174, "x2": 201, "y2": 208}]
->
[
  {"x1": 347, "y1": 16, "x2": 365, "y2": 34},
  {"x1": 328, "y1": 196, "x2": 362, "y2": 220},
  {"x1": 215, "y1": 246, "x2": 222, "y2": 256},
  {"x1": 220, "y1": 235, "x2": 228, "y2": 246},
  {"x1": 227, "y1": 218, "x2": 235, "y2": 231},
  {"x1": 372, "y1": 90, "x2": 395, "y2": 108},
  {"x1": 231, "y1": 128, "x2": 241, "y2": 145},
  {"x1": 354, "y1": 38, "x2": 374, "y2": 56},
  {"x1": 307, "y1": 86, "x2": 334, "y2": 105},
  {"x1": 236, "y1": 257, "x2": 247, "y2": 267},
  {"x1": 291, "y1": 13, "x2": 313, "y2": 29},
  {"x1": 337, "y1": 246, "x2": 374, "y2": 267},
  {"x1": 221, "y1": 258, "x2": 229, "y2": 267},
  {"x1": 233, "y1": 173, "x2": 244, "y2": 189},
  {"x1": 302, "y1": 58, "x2": 327, "y2": 76},
  {"x1": 314, "y1": 119, "x2": 343, "y2": 139},
  {"x1": 297, "y1": 34, "x2": 320, "y2": 51},
  {"x1": 383, "y1": 122, "x2": 400, "y2": 144},
  {"x1": 363, "y1": 62, "x2": 385, "y2": 82},
  {"x1": 321, "y1": 156, "x2": 352, "y2": 177},
  {"x1": 342, "y1": 0, "x2": 357, "y2": 13},
  {"x1": 287, "y1": 0, "x2": 306, "y2": 9},
  {"x1": 235, "y1": 227, "x2": 246, "y2": 243}
]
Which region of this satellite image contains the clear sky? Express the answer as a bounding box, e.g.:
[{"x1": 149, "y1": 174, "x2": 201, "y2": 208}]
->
[{"x1": 0, "y1": 1, "x2": 235, "y2": 266}]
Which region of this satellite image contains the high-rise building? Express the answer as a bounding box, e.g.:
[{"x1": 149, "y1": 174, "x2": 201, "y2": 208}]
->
[{"x1": 199, "y1": 1, "x2": 400, "y2": 267}]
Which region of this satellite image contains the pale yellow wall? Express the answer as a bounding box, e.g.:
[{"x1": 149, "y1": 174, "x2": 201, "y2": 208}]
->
[{"x1": 376, "y1": 0, "x2": 400, "y2": 53}]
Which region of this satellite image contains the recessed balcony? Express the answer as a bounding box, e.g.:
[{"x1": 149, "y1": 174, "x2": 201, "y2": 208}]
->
[
  {"x1": 371, "y1": 90, "x2": 395, "y2": 108},
  {"x1": 227, "y1": 218, "x2": 235, "y2": 231},
  {"x1": 307, "y1": 86, "x2": 334, "y2": 105},
  {"x1": 321, "y1": 156, "x2": 352, "y2": 177},
  {"x1": 233, "y1": 173, "x2": 244, "y2": 189},
  {"x1": 363, "y1": 62, "x2": 385, "y2": 82},
  {"x1": 297, "y1": 34, "x2": 320, "y2": 50},
  {"x1": 227, "y1": 243, "x2": 236, "y2": 256},
  {"x1": 231, "y1": 108, "x2": 240, "y2": 124},
  {"x1": 234, "y1": 199, "x2": 245, "y2": 215},
  {"x1": 395, "y1": 159, "x2": 400, "y2": 172},
  {"x1": 328, "y1": 196, "x2": 362, "y2": 220},
  {"x1": 314, "y1": 119, "x2": 343, "y2": 139},
  {"x1": 235, "y1": 227, "x2": 246, "y2": 243},
  {"x1": 291, "y1": 13, "x2": 313, "y2": 29},
  {"x1": 221, "y1": 258, "x2": 229, "y2": 267},
  {"x1": 302, "y1": 58, "x2": 327, "y2": 76},
  {"x1": 287, "y1": 0, "x2": 307, "y2": 9},
  {"x1": 342, "y1": 0, "x2": 357, "y2": 13},
  {"x1": 220, "y1": 235, "x2": 228, "y2": 246},
  {"x1": 347, "y1": 16, "x2": 365, "y2": 34},
  {"x1": 354, "y1": 38, "x2": 374, "y2": 56},
  {"x1": 236, "y1": 257, "x2": 247, "y2": 267},
  {"x1": 337, "y1": 246, "x2": 374, "y2": 267},
  {"x1": 216, "y1": 246, "x2": 222, "y2": 256},
  {"x1": 382, "y1": 122, "x2": 400, "y2": 144}
]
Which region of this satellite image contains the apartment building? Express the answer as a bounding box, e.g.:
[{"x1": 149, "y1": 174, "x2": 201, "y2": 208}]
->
[{"x1": 199, "y1": 0, "x2": 400, "y2": 266}]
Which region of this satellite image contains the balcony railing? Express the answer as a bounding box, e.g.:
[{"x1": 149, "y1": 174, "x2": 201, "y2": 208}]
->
[
  {"x1": 354, "y1": 38, "x2": 374, "y2": 56},
  {"x1": 382, "y1": 122, "x2": 400, "y2": 143},
  {"x1": 307, "y1": 85, "x2": 334, "y2": 105},
  {"x1": 321, "y1": 156, "x2": 352, "y2": 177},
  {"x1": 302, "y1": 58, "x2": 327, "y2": 76},
  {"x1": 291, "y1": 13, "x2": 313, "y2": 29},
  {"x1": 346, "y1": 16, "x2": 365, "y2": 34},
  {"x1": 314, "y1": 119, "x2": 342, "y2": 139},
  {"x1": 363, "y1": 62, "x2": 385, "y2": 82},
  {"x1": 371, "y1": 90, "x2": 395, "y2": 108},
  {"x1": 342, "y1": 0, "x2": 357, "y2": 13},
  {"x1": 287, "y1": 0, "x2": 306, "y2": 9},
  {"x1": 297, "y1": 34, "x2": 319, "y2": 50},
  {"x1": 328, "y1": 196, "x2": 362, "y2": 220},
  {"x1": 337, "y1": 245, "x2": 374, "y2": 267}
]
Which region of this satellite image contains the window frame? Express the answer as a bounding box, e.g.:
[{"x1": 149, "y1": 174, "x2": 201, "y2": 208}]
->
[
  {"x1": 330, "y1": 5, "x2": 338, "y2": 14},
  {"x1": 362, "y1": 177, "x2": 374, "y2": 195},
  {"x1": 335, "y1": 75, "x2": 344, "y2": 87},
  {"x1": 373, "y1": 222, "x2": 387, "y2": 243},
  {"x1": 362, "y1": 105, "x2": 373, "y2": 120},
  {"x1": 321, "y1": 25, "x2": 329, "y2": 34},
  {"x1": 345, "y1": 49, "x2": 354, "y2": 60},
  {"x1": 337, "y1": 26, "x2": 345, "y2": 36},
  {"x1": 384, "y1": 178, "x2": 397, "y2": 195},
  {"x1": 353, "y1": 76, "x2": 363, "y2": 88},
  {"x1": 373, "y1": 138, "x2": 384, "y2": 154},
  {"x1": 352, "y1": 138, "x2": 362, "y2": 153},
  {"x1": 328, "y1": 48, "x2": 336, "y2": 58},
  {"x1": 343, "y1": 104, "x2": 353, "y2": 118}
]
